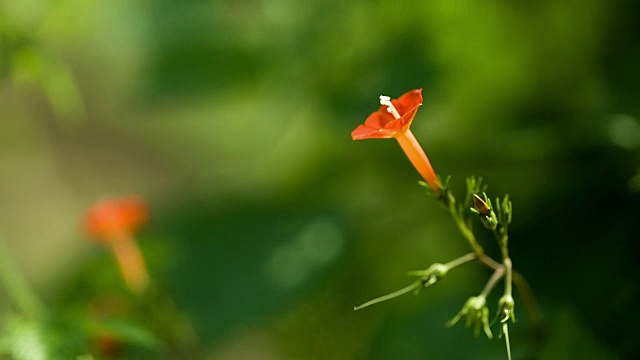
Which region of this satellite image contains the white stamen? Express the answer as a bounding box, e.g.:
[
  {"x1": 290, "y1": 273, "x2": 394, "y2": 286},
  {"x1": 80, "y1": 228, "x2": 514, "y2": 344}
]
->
[{"x1": 379, "y1": 95, "x2": 401, "y2": 119}]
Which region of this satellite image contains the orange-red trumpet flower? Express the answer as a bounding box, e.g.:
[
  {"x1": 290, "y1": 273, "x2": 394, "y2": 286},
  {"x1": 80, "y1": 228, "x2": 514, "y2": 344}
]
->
[
  {"x1": 84, "y1": 196, "x2": 150, "y2": 293},
  {"x1": 351, "y1": 89, "x2": 440, "y2": 193}
]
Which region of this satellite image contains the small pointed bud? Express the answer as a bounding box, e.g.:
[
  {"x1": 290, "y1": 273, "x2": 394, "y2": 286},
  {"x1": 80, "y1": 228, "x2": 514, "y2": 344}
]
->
[
  {"x1": 472, "y1": 194, "x2": 490, "y2": 216},
  {"x1": 471, "y1": 194, "x2": 498, "y2": 230}
]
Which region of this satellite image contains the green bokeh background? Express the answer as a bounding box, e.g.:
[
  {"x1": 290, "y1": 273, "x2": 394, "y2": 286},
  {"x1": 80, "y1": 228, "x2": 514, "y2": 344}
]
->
[{"x1": 1, "y1": 0, "x2": 639, "y2": 359}]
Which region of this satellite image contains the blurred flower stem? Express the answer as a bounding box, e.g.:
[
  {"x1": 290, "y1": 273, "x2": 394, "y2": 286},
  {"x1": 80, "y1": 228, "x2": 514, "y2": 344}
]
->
[
  {"x1": 0, "y1": 236, "x2": 45, "y2": 318},
  {"x1": 109, "y1": 232, "x2": 149, "y2": 293}
]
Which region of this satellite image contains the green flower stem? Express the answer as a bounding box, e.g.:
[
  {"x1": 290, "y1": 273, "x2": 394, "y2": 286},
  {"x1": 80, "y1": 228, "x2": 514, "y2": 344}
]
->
[
  {"x1": 356, "y1": 253, "x2": 480, "y2": 311},
  {"x1": 354, "y1": 281, "x2": 421, "y2": 311},
  {"x1": 481, "y1": 254, "x2": 502, "y2": 270},
  {"x1": 492, "y1": 227, "x2": 513, "y2": 297},
  {"x1": 0, "y1": 236, "x2": 45, "y2": 318},
  {"x1": 451, "y1": 210, "x2": 484, "y2": 257},
  {"x1": 452, "y1": 215, "x2": 502, "y2": 271},
  {"x1": 480, "y1": 266, "x2": 505, "y2": 299},
  {"x1": 493, "y1": 228, "x2": 510, "y2": 261},
  {"x1": 500, "y1": 261, "x2": 514, "y2": 360},
  {"x1": 503, "y1": 258, "x2": 513, "y2": 297},
  {"x1": 441, "y1": 191, "x2": 502, "y2": 272},
  {"x1": 444, "y1": 252, "x2": 477, "y2": 269},
  {"x1": 503, "y1": 323, "x2": 512, "y2": 360}
]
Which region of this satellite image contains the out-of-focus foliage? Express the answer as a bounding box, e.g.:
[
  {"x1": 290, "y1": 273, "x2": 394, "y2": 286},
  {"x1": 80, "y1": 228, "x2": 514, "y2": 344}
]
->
[{"x1": 1, "y1": 0, "x2": 640, "y2": 358}]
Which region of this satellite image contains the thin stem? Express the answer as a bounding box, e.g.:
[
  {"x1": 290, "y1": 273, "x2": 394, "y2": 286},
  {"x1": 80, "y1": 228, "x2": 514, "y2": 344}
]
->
[
  {"x1": 503, "y1": 258, "x2": 513, "y2": 297},
  {"x1": 480, "y1": 267, "x2": 505, "y2": 299},
  {"x1": 503, "y1": 323, "x2": 512, "y2": 360},
  {"x1": 493, "y1": 228, "x2": 510, "y2": 260},
  {"x1": 479, "y1": 254, "x2": 502, "y2": 270},
  {"x1": 444, "y1": 252, "x2": 477, "y2": 269},
  {"x1": 452, "y1": 215, "x2": 502, "y2": 272},
  {"x1": 0, "y1": 236, "x2": 45, "y2": 318},
  {"x1": 438, "y1": 185, "x2": 488, "y2": 262},
  {"x1": 354, "y1": 281, "x2": 421, "y2": 311},
  {"x1": 500, "y1": 236, "x2": 510, "y2": 261},
  {"x1": 454, "y1": 217, "x2": 485, "y2": 257}
]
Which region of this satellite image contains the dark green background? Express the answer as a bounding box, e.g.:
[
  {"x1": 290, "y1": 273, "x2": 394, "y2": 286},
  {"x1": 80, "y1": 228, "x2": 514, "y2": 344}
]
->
[{"x1": 1, "y1": 0, "x2": 639, "y2": 359}]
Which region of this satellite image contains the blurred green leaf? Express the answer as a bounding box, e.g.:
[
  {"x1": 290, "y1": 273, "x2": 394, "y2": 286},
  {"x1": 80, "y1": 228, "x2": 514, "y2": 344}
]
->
[{"x1": 1, "y1": 317, "x2": 48, "y2": 360}]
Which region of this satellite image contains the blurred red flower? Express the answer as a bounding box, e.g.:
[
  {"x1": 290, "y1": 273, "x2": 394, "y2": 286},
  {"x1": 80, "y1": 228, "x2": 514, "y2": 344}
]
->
[
  {"x1": 85, "y1": 196, "x2": 148, "y2": 241},
  {"x1": 84, "y1": 196, "x2": 150, "y2": 293}
]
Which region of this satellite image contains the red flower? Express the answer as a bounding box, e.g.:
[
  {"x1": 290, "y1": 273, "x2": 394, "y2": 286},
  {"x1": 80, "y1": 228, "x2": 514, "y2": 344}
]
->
[
  {"x1": 85, "y1": 197, "x2": 148, "y2": 240},
  {"x1": 84, "y1": 196, "x2": 150, "y2": 293},
  {"x1": 351, "y1": 89, "x2": 423, "y2": 140},
  {"x1": 352, "y1": 89, "x2": 440, "y2": 193}
]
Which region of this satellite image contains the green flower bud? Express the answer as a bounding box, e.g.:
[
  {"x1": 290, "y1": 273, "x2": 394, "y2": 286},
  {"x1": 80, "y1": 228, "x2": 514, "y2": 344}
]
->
[
  {"x1": 407, "y1": 263, "x2": 449, "y2": 288},
  {"x1": 472, "y1": 194, "x2": 490, "y2": 215},
  {"x1": 470, "y1": 193, "x2": 498, "y2": 230},
  {"x1": 496, "y1": 294, "x2": 516, "y2": 325},
  {"x1": 496, "y1": 195, "x2": 513, "y2": 226},
  {"x1": 447, "y1": 296, "x2": 493, "y2": 339}
]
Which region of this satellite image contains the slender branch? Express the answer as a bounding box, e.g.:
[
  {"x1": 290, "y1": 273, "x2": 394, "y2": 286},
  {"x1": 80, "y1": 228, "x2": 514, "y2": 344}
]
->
[
  {"x1": 493, "y1": 228, "x2": 510, "y2": 260},
  {"x1": 453, "y1": 216, "x2": 485, "y2": 257},
  {"x1": 354, "y1": 281, "x2": 421, "y2": 311},
  {"x1": 503, "y1": 258, "x2": 513, "y2": 297},
  {"x1": 0, "y1": 236, "x2": 45, "y2": 318},
  {"x1": 452, "y1": 214, "x2": 502, "y2": 272},
  {"x1": 503, "y1": 323, "x2": 512, "y2": 360},
  {"x1": 480, "y1": 267, "x2": 505, "y2": 299},
  {"x1": 442, "y1": 192, "x2": 503, "y2": 273},
  {"x1": 444, "y1": 252, "x2": 477, "y2": 269},
  {"x1": 478, "y1": 254, "x2": 502, "y2": 271}
]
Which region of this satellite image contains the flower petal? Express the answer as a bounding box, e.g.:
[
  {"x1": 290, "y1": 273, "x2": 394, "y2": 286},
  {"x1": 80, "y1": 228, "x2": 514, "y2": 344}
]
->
[
  {"x1": 85, "y1": 196, "x2": 149, "y2": 240},
  {"x1": 363, "y1": 111, "x2": 388, "y2": 129},
  {"x1": 393, "y1": 89, "x2": 422, "y2": 127},
  {"x1": 351, "y1": 89, "x2": 423, "y2": 140},
  {"x1": 351, "y1": 124, "x2": 396, "y2": 139},
  {"x1": 393, "y1": 89, "x2": 423, "y2": 116}
]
